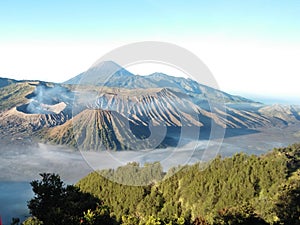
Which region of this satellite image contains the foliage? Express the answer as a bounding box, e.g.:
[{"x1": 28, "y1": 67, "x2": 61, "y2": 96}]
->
[
  {"x1": 99, "y1": 162, "x2": 164, "y2": 185},
  {"x1": 80, "y1": 205, "x2": 113, "y2": 225},
  {"x1": 212, "y1": 204, "x2": 268, "y2": 225},
  {"x1": 77, "y1": 144, "x2": 300, "y2": 224},
  {"x1": 24, "y1": 144, "x2": 300, "y2": 225},
  {"x1": 22, "y1": 217, "x2": 43, "y2": 225},
  {"x1": 27, "y1": 173, "x2": 114, "y2": 225},
  {"x1": 274, "y1": 170, "x2": 300, "y2": 225}
]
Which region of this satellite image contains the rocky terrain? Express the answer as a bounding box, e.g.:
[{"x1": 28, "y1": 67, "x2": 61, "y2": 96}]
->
[{"x1": 0, "y1": 61, "x2": 300, "y2": 151}]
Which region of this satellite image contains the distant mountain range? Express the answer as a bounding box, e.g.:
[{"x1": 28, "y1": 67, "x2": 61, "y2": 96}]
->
[
  {"x1": 64, "y1": 61, "x2": 255, "y2": 104},
  {"x1": 0, "y1": 61, "x2": 299, "y2": 150}
]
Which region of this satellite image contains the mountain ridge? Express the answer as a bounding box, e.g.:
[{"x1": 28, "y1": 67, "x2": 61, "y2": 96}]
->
[
  {"x1": 0, "y1": 61, "x2": 299, "y2": 150},
  {"x1": 63, "y1": 61, "x2": 257, "y2": 104}
]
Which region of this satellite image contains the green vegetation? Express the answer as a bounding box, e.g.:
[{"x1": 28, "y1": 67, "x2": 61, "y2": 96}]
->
[
  {"x1": 23, "y1": 144, "x2": 300, "y2": 224},
  {"x1": 0, "y1": 82, "x2": 34, "y2": 111},
  {"x1": 24, "y1": 173, "x2": 115, "y2": 225},
  {"x1": 98, "y1": 162, "x2": 164, "y2": 185}
]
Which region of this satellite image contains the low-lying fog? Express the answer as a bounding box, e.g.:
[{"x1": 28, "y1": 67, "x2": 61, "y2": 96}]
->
[{"x1": 1, "y1": 125, "x2": 299, "y2": 224}]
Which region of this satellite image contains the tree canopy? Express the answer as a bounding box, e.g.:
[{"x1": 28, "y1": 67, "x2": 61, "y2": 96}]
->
[
  {"x1": 23, "y1": 143, "x2": 300, "y2": 225},
  {"x1": 27, "y1": 173, "x2": 115, "y2": 225}
]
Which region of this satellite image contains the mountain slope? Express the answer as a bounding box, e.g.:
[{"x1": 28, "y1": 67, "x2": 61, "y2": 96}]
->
[
  {"x1": 0, "y1": 81, "x2": 35, "y2": 112},
  {"x1": 64, "y1": 61, "x2": 135, "y2": 85},
  {"x1": 0, "y1": 77, "x2": 18, "y2": 88},
  {"x1": 40, "y1": 87, "x2": 283, "y2": 150},
  {"x1": 77, "y1": 144, "x2": 300, "y2": 223},
  {"x1": 0, "y1": 81, "x2": 72, "y2": 140},
  {"x1": 45, "y1": 109, "x2": 156, "y2": 150},
  {"x1": 64, "y1": 61, "x2": 256, "y2": 104},
  {"x1": 74, "y1": 86, "x2": 271, "y2": 129},
  {"x1": 1, "y1": 62, "x2": 300, "y2": 151},
  {"x1": 259, "y1": 104, "x2": 300, "y2": 126}
]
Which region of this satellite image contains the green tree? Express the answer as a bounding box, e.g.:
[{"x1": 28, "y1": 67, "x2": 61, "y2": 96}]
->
[
  {"x1": 76, "y1": 144, "x2": 300, "y2": 224},
  {"x1": 22, "y1": 217, "x2": 43, "y2": 225},
  {"x1": 28, "y1": 173, "x2": 113, "y2": 225},
  {"x1": 144, "y1": 215, "x2": 161, "y2": 225},
  {"x1": 121, "y1": 215, "x2": 140, "y2": 225},
  {"x1": 213, "y1": 205, "x2": 268, "y2": 225},
  {"x1": 275, "y1": 171, "x2": 300, "y2": 225},
  {"x1": 192, "y1": 216, "x2": 209, "y2": 225}
]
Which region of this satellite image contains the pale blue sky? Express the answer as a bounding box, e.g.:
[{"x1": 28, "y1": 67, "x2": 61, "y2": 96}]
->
[
  {"x1": 1, "y1": 0, "x2": 299, "y2": 41},
  {"x1": 0, "y1": 0, "x2": 300, "y2": 101}
]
